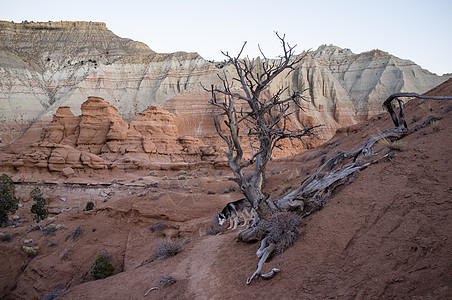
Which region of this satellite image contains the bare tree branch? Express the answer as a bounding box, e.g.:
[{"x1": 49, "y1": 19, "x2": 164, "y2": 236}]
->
[{"x1": 383, "y1": 93, "x2": 452, "y2": 128}]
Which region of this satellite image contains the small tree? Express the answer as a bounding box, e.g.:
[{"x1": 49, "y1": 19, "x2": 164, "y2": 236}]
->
[
  {"x1": 30, "y1": 188, "x2": 48, "y2": 223},
  {"x1": 0, "y1": 173, "x2": 19, "y2": 227},
  {"x1": 90, "y1": 254, "x2": 115, "y2": 280}
]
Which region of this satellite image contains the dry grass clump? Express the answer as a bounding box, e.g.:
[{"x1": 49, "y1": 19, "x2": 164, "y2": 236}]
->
[
  {"x1": 431, "y1": 120, "x2": 440, "y2": 132},
  {"x1": 257, "y1": 212, "x2": 302, "y2": 254},
  {"x1": 158, "y1": 275, "x2": 177, "y2": 287},
  {"x1": 65, "y1": 225, "x2": 83, "y2": 241},
  {"x1": 379, "y1": 137, "x2": 407, "y2": 152},
  {"x1": 287, "y1": 169, "x2": 300, "y2": 181},
  {"x1": 155, "y1": 240, "x2": 183, "y2": 259},
  {"x1": 0, "y1": 233, "x2": 12, "y2": 242},
  {"x1": 42, "y1": 284, "x2": 67, "y2": 300},
  {"x1": 148, "y1": 223, "x2": 166, "y2": 234},
  {"x1": 205, "y1": 214, "x2": 224, "y2": 236}
]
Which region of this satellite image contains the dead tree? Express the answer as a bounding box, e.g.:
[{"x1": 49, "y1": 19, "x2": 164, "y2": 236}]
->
[
  {"x1": 382, "y1": 92, "x2": 452, "y2": 129},
  {"x1": 208, "y1": 34, "x2": 452, "y2": 284},
  {"x1": 208, "y1": 33, "x2": 322, "y2": 218}
]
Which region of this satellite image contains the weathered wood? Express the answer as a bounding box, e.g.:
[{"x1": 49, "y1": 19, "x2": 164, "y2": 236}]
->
[
  {"x1": 382, "y1": 93, "x2": 452, "y2": 128},
  {"x1": 246, "y1": 242, "x2": 276, "y2": 284},
  {"x1": 207, "y1": 33, "x2": 320, "y2": 212}
]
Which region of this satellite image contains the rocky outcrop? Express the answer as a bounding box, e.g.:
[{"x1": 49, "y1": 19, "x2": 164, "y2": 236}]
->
[
  {"x1": 2, "y1": 96, "x2": 220, "y2": 174},
  {"x1": 0, "y1": 21, "x2": 450, "y2": 152}
]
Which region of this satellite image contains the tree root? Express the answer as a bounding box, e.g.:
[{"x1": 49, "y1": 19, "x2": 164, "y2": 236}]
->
[
  {"x1": 261, "y1": 268, "x2": 280, "y2": 279},
  {"x1": 246, "y1": 238, "x2": 276, "y2": 284},
  {"x1": 144, "y1": 287, "x2": 159, "y2": 296},
  {"x1": 26, "y1": 225, "x2": 43, "y2": 233}
]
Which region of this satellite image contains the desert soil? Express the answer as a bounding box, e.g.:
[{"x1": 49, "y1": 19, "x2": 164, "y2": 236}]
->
[{"x1": 0, "y1": 79, "x2": 451, "y2": 299}]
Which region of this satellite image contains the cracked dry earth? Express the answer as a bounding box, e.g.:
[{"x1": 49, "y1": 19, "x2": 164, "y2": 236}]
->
[{"x1": 0, "y1": 79, "x2": 451, "y2": 299}]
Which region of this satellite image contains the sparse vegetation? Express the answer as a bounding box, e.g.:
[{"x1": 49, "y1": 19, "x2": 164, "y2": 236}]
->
[
  {"x1": 30, "y1": 188, "x2": 48, "y2": 223},
  {"x1": 22, "y1": 245, "x2": 39, "y2": 258},
  {"x1": 0, "y1": 233, "x2": 12, "y2": 242},
  {"x1": 84, "y1": 201, "x2": 94, "y2": 211},
  {"x1": 257, "y1": 212, "x2": 302, "y2": 254},
  {"x1": 155, "y1": 239, "x2": 182, "y2": 259},
  {"x1": 205, "y1": 214, "x2": 224, "y2": 236},
  {"x1": 144, "y1": 275, "x2": 177, "y2": 295},
  {"x1": 90, "y1": 254, "x2": 115, "y2": 280},
  {"x1": 431, "y1": 120, "x2": 440, "y2": 132},
  {"x1": 287, "y1": 169, "x2": 300, "y2": 181},
  {"x1": 205, "y1": 225, "x2": 223, "y2": 236},
  {"x1": 42, "y1": 224, "x2": 66, "y2": 236},
  {"x1": 66, "y1": 225, "x2": 83, "y2": 241},
  {"x1": 158, "y1": 275, "x2": 177, "y2": 287},
  {"x1": 379, "y1": 137, "x2": 407, "y2": 152},
  {"x1": 149, "y1": 223, "x2": 165, "y2": 234},
  {"x1": 0, "y1": 173, "x2": 19, "y2": 227},
  {"x1": 222, "y1": 184, "x2": 236, "y2": 194},
  {"x1": 318, "y1": 155, "x2": 327, "y2": 166},
  {"x1": 42, "y1": 284, "x2": 67, "y2": 300}
]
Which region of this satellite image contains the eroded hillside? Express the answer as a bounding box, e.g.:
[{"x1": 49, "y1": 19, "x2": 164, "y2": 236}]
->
[
  {"x1": 1, "y1": 21, "x2": 450, "y2": 148},
  {"x1": 0, "y1": 79, "x2": 450, "y2": 299}
]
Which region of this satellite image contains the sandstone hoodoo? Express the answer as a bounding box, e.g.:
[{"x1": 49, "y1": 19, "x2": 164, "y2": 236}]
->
[
  {"x1": 0, "y1": 21, "x2": 450, "y2": 150},
  {"x1": 1, "y1": 96, "x2": 220, "y2": 174}
]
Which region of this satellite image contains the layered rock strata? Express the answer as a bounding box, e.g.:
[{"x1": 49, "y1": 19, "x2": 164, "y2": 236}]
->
[
  {"x1": 1, "y1": 96, "x2": 220, "y2": 174},
  {"x1": 0, "y1": 21, "x2": 450, "y2": 153}
]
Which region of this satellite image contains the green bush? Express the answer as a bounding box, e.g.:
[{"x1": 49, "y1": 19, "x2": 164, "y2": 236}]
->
[
  {"x1": 30, "y1": 188, "x2": 48, "y2": 223},
  {"x1": 85, "y1": 201, "x2": 94, "y2": 211},
  {"x1": 90, "y1": 254, "x2": 115, "y2": 280},
  {"x1": 0, "y1": 174, "x2": 19, "y2": 227}
]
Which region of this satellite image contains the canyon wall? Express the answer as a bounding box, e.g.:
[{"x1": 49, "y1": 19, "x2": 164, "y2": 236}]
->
[{"x1": 0, "y1": 21, "x2": 450, "y2": 153}]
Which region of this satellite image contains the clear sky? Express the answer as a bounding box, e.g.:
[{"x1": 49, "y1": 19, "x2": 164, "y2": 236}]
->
[{"x1": 2, "y1": 0, "x2": 451, "y2": 75}]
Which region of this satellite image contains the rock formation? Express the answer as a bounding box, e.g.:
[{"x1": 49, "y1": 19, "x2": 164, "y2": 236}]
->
[
  {"x1": 0, "y1": 21, "x2": 450, "y2": 156},
  {"x1": 0, "y1": 96, "x2": 220, "y2": 174}
]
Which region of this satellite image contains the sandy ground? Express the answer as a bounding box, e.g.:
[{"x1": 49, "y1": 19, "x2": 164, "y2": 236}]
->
[{"x1": 0, "y1": 79, "x2": 451, "y2": 299}]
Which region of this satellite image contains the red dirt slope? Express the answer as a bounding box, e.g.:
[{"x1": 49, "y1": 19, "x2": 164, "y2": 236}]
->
[{"x1": 0, "y1": 79, "x2": 451, "y2": 299}]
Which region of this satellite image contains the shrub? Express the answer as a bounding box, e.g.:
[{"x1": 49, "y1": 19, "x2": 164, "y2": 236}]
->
[
  {"x1": 42, "y1": 284, "x2": 67, "y2": 300},
  {"x1": 205, "y1": 215, "x2": 224, "y2": 235},
  {"x1": 0, "y1": 173, "x2": 19, "y2": 227},
  {"x1": 379, "y1": 137, "x2": 406, "y2": 152},
  {"x1": 90, "y1": 254, "x2": 115, "y2": 280},
  {"x1": 30, "y1": 188, "x2": 48, "y2": 223},
  {"x1": 0, "y1": 233, "x2": 12, "y2": 242},
  {"x1": 205, "y1": 225, "x2": 223, "y2": 236},
  {"x1": 287, "y1": 169, "x2": 300, "y2": 181},
  {"x1": 155, "y1": 240, "x2": 182, "y2": 259},
  {"x1": 84, "y1": 201, "x2": 94, "y2": 211},
  {"x1": 431, "y1": 120, "x2": 440, "y2": 132},
  {"x1": 158, "y1": 275, "x2": 177, "y2": 287},
  {"x1": 66, "y1": 225, "x2": 83, "y2": 241},
  {"x1": 149, "y1": 223, "x2": 165, "y2": 234},
  {"x1": 257, "y1": 212, "x2": 303, "y2": 254},
  {"x1": 22, "y1": 246, "x2": 39, "y2": 258}
]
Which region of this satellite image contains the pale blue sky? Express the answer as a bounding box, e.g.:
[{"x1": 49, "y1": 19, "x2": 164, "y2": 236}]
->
[{"x1": 2, "y1": 0, "x2": 451, "y2": 75}]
